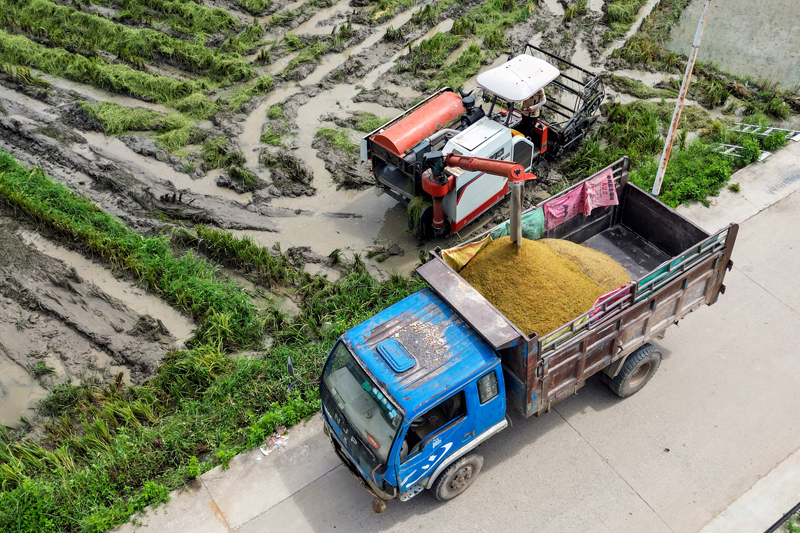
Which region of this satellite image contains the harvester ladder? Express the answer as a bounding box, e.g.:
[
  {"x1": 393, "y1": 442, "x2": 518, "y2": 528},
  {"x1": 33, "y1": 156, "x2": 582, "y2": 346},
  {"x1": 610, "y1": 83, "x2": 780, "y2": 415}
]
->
[
  {"x1": 729, "y1": 123, "x2": 800, "y2": 142},
  {"x1": 711, "y1": 143, "x2": 772, "y2": 162}
]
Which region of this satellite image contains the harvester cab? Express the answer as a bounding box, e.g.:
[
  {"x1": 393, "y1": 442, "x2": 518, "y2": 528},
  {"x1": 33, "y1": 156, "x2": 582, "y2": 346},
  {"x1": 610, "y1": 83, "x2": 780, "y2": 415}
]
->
[{"x1": 360, "y1": 44, "x2": 604, "y2": 240}]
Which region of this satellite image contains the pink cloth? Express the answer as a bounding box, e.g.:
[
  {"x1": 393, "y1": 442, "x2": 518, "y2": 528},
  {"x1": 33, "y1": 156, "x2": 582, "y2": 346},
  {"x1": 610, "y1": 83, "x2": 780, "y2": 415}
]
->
[
  {"x1": 589, "y1": 284, "x2": 632, "y2": 318},
  {"x1": 583, "y1": 168, "x2": 618, "y2": 216},
  {"x1": 544, "y1": 185, "x2": 585, "y2": 231}
]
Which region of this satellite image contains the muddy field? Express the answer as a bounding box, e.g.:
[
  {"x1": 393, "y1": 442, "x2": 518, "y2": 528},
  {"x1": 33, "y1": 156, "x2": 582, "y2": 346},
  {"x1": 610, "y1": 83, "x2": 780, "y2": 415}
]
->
[
  {"x1": 668, "y1": 0, "x2": 800, "y2": 90},
  {"x1": 0, "y1": 0, "x2": 797, "y2": 486}
]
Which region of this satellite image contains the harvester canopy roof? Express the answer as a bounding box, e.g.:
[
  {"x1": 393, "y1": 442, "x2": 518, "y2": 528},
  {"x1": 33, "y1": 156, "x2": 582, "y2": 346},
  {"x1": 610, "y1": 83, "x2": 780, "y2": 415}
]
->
[{"x1": 477, "y1": 55, "x2": 560, "y2": 102}]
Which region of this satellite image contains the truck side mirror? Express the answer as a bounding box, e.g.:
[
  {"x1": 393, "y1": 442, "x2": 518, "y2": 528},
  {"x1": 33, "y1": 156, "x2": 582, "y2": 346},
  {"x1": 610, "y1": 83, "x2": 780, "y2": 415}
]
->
[{"x1": 287, "y1": 356, "x2": 296, "y2": 379}]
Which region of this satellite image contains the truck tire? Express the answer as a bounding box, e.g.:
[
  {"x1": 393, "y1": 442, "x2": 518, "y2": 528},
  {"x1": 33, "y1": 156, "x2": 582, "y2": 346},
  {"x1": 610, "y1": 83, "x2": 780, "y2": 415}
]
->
[
  {"x1": 608, "y1": 343, "x2": 662, "y2": 398},
  {"x1": 432, "y1": 452, "x2": 484, "y2": 501}
]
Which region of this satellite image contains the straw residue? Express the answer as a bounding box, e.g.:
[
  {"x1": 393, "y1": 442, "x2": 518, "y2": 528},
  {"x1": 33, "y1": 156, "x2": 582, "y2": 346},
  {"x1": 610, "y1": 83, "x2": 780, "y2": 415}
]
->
[{"x1": 459, "y1": 237, "x2": 629, "y2": 336}]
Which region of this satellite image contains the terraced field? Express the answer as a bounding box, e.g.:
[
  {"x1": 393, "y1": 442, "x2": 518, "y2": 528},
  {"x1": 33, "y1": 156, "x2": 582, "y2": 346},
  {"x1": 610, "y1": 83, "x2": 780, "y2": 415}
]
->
[{"x1": 0, "y1": 0, "x2": 797, "y2": 530}]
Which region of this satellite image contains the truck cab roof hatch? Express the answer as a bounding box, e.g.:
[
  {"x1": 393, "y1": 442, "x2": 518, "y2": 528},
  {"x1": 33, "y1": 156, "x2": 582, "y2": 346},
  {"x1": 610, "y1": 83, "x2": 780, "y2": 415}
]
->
[
  {"x1": 476, "y1": 55, "x2": 560, "y2": 103},
  {"x1": 376, "y1": 338, "x2": 416, "y2": 373}
]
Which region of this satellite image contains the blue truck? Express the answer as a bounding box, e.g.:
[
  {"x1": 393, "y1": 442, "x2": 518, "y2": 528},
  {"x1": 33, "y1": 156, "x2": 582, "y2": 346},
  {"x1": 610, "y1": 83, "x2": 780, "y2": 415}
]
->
[{"x1": 320, "y1": 157, "x2": 738, "y2": 507}]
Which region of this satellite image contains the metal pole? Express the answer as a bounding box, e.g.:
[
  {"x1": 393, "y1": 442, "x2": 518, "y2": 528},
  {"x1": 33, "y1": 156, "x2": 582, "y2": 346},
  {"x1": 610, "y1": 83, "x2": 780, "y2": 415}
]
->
[
  {"x1": 652, "y1": 0, "x2": 712, "y2": 196},
  {"x1": 509, "y1": 182, "x2": 523, "y2": 245}
]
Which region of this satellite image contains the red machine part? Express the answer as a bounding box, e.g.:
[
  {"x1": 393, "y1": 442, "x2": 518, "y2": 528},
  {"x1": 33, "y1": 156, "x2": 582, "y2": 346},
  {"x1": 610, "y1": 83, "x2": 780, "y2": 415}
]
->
[
  {"x1": 370, "y1": 92, "x2": 465, "y2": 157},
  {"x1": 421, "y1": 169, "x2": 455, "y2": 232},
  {"x1": 421, "y1": 154, "x2": 536, "y2": 233},
  {"x1": 444, "y1": 154, "x2": 536, "y2": 183}
]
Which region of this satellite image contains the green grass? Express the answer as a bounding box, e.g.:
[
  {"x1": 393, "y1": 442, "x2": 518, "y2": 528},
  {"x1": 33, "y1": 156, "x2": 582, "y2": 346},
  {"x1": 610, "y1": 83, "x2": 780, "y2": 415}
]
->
[
  {"x1": 368, "y1": 0, "x2": 415, "y2": 23},
  {"x1": 352, "y1": 112, "x2": 389, "y2": 132},
  {"x1": 426, "y1": 43, "x2": 484, "y2": 91},
  {"x1": 314, "y1": 128, "x2": 358, "y2": 153},
  {"x1": 606, "y1": 73, "x2": 678, "y2": 99},
  {"x1": 398, "y1": 32, "x2": 464, "y2": 74},
  {"x1": 602, "y1": 0, "x2": 647, "y2": 44},
  {"x1": 0, "y1": 149, "x2": 424, "y2": 532},
  {"x1": 0, "y1": 0, "x2": 253, "y2": 84},
  {"x1": 201, "y1": 137, "x2": 246, "y2": 170},
  {"x1": 0, "y1": 30, "x2": 217, "y2": 118},
  {"x1": 564, "y1": 0, "x2": 588, "y2": 22},
  {"x1": 79, "y1": 102, "x2": 199, "y2": 151},
  {"x1": 236, "y1": 0, "x2": 273, "y2": 15},
  {"x1": 559, "y1": 100, "x2": 763, "y2": 207},
  {"x1": 107, "y1": 0, "x2": 241, "y2": 38},
  {"x1": 218, "y1": 75, "x2": 274, "y2": 112}
]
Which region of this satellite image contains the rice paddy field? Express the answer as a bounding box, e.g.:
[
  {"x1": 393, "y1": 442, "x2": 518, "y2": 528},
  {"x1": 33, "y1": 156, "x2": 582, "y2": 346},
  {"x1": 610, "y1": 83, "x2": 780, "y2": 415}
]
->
[{"x1": 0, "y1": 0, "x2": 797, "y2": 530}]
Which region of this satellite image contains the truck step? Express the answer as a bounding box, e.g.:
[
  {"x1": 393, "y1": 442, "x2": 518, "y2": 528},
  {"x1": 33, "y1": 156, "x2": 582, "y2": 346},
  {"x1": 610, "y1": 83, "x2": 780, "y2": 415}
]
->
[
  {"x1": 729, "y1": 123, "x2": 800, "y2": 142},
  {"x1": 398, "y1": 483, "x2": 426, "y2": 502}
]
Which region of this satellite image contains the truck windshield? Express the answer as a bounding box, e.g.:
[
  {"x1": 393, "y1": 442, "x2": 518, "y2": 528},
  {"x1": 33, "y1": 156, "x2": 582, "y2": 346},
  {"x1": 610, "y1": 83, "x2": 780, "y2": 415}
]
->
[{"x1": 322, "y1": 342, "x2": 403, "y2": 462}]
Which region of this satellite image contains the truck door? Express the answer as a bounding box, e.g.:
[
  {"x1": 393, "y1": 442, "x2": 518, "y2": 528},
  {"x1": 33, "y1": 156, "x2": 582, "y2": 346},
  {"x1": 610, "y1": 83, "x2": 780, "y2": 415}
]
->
[
  {"x1": 395, "y1": 389, "x2": 474, "y2": 493},
  {"x1": 472, "y1": 368, "x2": 506, "y2": 436}
]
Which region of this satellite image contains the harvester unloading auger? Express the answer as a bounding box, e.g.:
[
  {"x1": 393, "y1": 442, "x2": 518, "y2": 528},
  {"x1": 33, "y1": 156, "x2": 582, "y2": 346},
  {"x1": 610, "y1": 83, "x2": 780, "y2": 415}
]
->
[{"x1": 360, "y1": 44, "x2": 604, "y2": 239}]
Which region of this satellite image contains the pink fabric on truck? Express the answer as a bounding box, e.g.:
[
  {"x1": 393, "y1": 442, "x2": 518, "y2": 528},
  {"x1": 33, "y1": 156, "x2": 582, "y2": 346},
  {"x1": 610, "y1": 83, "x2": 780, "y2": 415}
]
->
[
  {"x1": 583, "y1": 168, "x2": 618, "y2": 216},
  {"x1": 544, "y1": 184, "x2": 585, "y2": 231},
  {"x1": 589, "y1": 284, "x2": 632, "y2": 318}
]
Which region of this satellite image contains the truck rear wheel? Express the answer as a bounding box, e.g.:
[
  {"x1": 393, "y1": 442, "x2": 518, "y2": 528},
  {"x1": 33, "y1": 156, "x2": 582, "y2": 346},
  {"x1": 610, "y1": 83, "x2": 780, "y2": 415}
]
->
[
  {"x1": 432, "y1": 452, "x2": 483, "y2": 501},
  {"x1": 608, "y1": 343, "x2": 662, "y2": 398}
]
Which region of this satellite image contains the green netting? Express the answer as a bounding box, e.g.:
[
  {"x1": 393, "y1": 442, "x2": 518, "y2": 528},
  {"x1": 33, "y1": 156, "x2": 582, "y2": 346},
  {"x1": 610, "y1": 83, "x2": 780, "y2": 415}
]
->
[{"x1": 490, "y1": 207, "x2": 545, "y2": 240}]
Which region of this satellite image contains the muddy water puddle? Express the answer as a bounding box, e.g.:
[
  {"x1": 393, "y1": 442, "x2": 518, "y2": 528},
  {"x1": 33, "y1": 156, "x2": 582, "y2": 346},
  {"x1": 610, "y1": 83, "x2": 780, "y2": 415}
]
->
[
  {"x1": 19, "y1": 230, "x2": 196, "y2": 344},
  {"x1": 541, "y1": 0, "x2": 565, "y2": 16},
  {"x1": 289, "y1": 0, "x2": 352, "y2": 35},
  {"x1": 0, "y1": 355, "x2": 48, "y2": 428},
  {"x1": 79, "y1": 132, "x2": 252, "y2": 203}
]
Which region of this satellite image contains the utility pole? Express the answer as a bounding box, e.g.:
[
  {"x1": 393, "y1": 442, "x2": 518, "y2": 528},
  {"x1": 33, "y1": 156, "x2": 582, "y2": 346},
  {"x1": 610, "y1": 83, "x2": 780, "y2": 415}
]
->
[{"x1": 652, "y1": 0, "x2": 713, "y2": 197}]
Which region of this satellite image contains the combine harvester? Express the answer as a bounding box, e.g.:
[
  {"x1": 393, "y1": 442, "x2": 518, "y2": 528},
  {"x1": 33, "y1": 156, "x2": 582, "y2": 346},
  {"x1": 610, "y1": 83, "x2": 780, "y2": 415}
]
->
[{"x1": 360, "y1": 44, "x2": 604, "y2": 239}]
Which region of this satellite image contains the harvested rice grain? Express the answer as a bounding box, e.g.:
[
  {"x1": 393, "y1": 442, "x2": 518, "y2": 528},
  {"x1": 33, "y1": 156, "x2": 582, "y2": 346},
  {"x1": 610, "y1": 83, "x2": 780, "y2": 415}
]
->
[
  {"x1": 460, "y1": 237, "x2": 605, "y2": 336},
  {"x1": 540, "y1": 239, "x2": 630, "y2": 293},
  {"x1": 459, "y1": 237, "x2": 630, "y2": 336}
]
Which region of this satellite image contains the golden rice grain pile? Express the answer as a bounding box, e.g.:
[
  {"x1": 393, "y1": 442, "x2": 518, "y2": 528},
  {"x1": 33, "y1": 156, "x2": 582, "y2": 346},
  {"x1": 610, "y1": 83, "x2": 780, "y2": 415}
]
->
[
  {"x1": 539, "y1": 239, "x2": 631, "y2": 293},
  {"x1": 460, "y1": 237, "x2": 630, "y2": 336}
]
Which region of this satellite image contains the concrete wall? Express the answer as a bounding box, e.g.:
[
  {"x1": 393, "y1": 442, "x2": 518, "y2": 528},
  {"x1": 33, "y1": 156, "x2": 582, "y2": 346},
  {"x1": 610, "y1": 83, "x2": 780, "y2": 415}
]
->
[{"x1": 668, "y1": 0, "x2": 800, "y2": 89}]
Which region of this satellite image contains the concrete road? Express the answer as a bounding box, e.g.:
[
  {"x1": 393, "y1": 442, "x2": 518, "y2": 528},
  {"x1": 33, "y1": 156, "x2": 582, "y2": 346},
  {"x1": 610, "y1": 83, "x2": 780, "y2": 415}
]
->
[{"x1": 118, "y1": 142, "x2": 800, "y2": 533}]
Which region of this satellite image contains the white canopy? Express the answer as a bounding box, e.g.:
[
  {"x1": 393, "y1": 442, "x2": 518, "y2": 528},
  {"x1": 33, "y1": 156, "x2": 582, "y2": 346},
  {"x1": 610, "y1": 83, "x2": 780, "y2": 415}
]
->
[{"x1": 476, "y1": 55, "x2": 560, "y2": 103}]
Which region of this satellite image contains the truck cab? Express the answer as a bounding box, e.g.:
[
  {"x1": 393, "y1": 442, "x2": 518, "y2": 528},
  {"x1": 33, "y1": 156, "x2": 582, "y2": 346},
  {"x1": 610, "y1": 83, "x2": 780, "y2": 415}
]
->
[{"x1": 320, "y1": 288, "x2": 508, "y2": 503}]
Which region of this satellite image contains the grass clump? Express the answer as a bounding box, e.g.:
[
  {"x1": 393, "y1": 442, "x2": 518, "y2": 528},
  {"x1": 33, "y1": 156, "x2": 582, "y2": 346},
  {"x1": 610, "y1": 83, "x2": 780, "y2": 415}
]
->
[
  {"x1": 79, "y1": 102, "x2": 199, "y2": 150},
  {"x1": 314, "y1": 128, "x2": 358, "y2": 154},
  {"x1": 201, "y1": 137, "x2": 246, "y2": 170},
  {"x1": 426, "y1": 43, "x2": 484, "y2": 91},
  {"x1": 606, "y1": 74, "x2": 678, "y2": 99},
  {"x1": 219, "y1": 75, "x2": 274, "y2": 112},
  {"x1": 398, "y1": 32, "x2": 463, "y2": 74},
  {"x1": 236, "y1": 0, "x2": 273, "y2": 15},
  {"x1": 602, "y1": 0, "x2": 647, "y2": 44},
  {"x1": 353, "y1": 112, "x2": 388, "y2": 132},
  {"x1": 564, "y1": 0, "x2": 588, "y2": 22}
]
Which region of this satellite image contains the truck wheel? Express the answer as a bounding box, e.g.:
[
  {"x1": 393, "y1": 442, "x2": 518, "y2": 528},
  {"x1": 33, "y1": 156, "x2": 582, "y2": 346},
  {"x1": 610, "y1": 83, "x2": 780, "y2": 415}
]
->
[
  {"x1": 432, "y1": 452, "x2": 483, "y2": 501},
  {"x1": 608, "y1": 344, "x2": 662, "y2": 398}
]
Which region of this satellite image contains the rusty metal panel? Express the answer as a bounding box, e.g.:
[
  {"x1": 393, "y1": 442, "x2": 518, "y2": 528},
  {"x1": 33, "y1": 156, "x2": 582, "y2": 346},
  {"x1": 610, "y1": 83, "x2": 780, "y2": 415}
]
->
[{"x1": 417, "y1": 257, "x2": 524, "y2": 350}]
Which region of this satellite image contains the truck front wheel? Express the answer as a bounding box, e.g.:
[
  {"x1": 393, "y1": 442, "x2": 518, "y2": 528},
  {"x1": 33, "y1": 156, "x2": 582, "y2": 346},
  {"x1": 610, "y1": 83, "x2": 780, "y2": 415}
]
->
[
  {"x1": 608, "y1": 343, "x2": 662, "y2": 398},
  {"x1": 432, "y1": 452, "x2": 484, "y2": 501}
]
